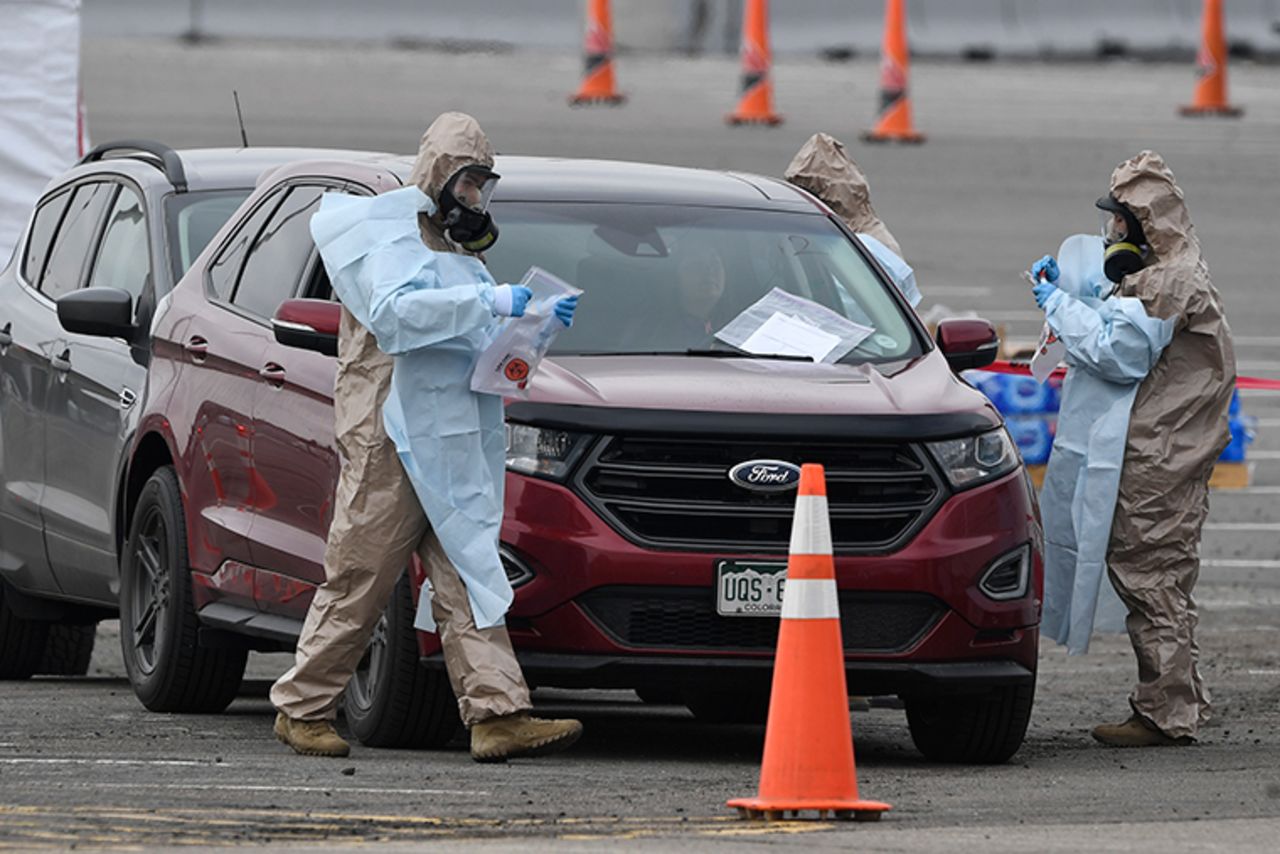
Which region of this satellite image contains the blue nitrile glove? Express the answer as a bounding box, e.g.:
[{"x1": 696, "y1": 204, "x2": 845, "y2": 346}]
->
[
  {"x1": 1030, "y1": 255, "x2": 1060, "y2": 284},
  {"x1": 1033, "y1": 279, "x2": 1058, "y2": 309},
  {"x1": 554, "y1": 295, "x2": 579, "y2": 328},
  {"x1": 491, "y1": 284, "x2": 533, "y2": 318}
]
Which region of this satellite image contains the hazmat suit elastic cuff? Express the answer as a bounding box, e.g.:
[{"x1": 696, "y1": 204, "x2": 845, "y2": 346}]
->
[
  {"x1": 1042, "y1": 287, "x2": 1067, "y2": 318},
  {"x1": 489, "y1": 284, "x2": 514, "y2": 317}
]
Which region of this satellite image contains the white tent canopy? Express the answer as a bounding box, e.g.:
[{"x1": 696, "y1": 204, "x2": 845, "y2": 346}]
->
[{"x1": 0, "y1": 0, "x2": 85, "y2": 265}]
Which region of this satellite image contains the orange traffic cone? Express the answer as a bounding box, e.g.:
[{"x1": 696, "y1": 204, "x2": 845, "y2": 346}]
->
[
  {"x1": 728, "y1": 464, "x2": 891, "y2": 822},
  {"x1": 1180, "y1": 0, "x2": 1243, "y2": 117},
  {"x1": 726, "y1": 0, "x2": 782, "y2": 126},
  {"x1": 569, "y1": 0, "x2": 625, "y2": 106},
  {"x1": 862, "y1": 0, "x2": 924, "y2": 144}
]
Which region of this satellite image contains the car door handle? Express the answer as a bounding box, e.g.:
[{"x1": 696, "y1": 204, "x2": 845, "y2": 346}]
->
[
  {"x1": 258, "y1": 363, "x2": 287, "y2": 388},
  {"x1": 184, "y1": 335, "x2": 209, "y2": 363},
  {"x1": 51, "y1": 348, "x2": 72, "y2": 373},
  {"x1": 0, "y1": 322, "x2": 11, "y2": 348}
]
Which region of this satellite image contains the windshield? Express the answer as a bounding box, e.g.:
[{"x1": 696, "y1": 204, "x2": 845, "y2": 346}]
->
[
  {"x1": 164, "y1": 190, "x2": 252, "y2": 285},
  {"x1": 484, "y1": 202, "x2": 921, "y2": 363}
]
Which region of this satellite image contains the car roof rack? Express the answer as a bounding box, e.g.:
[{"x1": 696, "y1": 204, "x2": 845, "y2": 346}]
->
[{"x1": 79, "y1": 139, "x2": 188, "y2": 193}]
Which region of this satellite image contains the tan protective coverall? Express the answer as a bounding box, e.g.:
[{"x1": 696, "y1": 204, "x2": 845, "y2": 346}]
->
[
  {"x1": 1106, "y1": 150, "x2": 1236, "y2": 739},
  {"x1": 270, "y1": 114, "x2": 531, "y2": 727},
  {"x1": 783, "y1": 132, "x2": 903, "y2": 258}
]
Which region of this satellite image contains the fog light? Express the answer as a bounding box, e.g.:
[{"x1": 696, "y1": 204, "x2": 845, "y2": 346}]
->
[
  {"x1": 499, "y1": 545, "x2": 535, "y2": 589},
  {"x1": 978, "y1": 545, "x2": 1030, "y2": 601}
]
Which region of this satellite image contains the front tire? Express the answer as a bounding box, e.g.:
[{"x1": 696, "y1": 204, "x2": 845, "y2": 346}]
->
[
  {"x1": 342, "y1": 573, "x2": 461, "y2": 749},
  {"x1": 904, "y1": 678, "x2": 1036, "y2": 764},
  {"x1": 119, "y1": 467, "x2": 246, "y2": 712}
]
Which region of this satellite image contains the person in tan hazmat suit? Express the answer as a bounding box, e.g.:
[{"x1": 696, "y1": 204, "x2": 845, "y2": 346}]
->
[
  {"x1": 784, "y1": 132, "x2": 920, "y2": 307},
  {"x1": 1030, "y1": 150, "x2": 1235, "y2": 747},
  {"x1": 270, "y1": 113, "x2": 582, "y2": 762}
]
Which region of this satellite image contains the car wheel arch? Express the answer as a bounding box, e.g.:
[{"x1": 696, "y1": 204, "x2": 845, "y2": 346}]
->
[{"x1": 120, "y1": 431, "x2": 177, "y2": 558}]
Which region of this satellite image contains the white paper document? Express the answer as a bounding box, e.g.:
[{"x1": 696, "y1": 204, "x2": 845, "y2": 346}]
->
[{"x1": 739, "y1": 312, "x2": 844, "y2": 362}]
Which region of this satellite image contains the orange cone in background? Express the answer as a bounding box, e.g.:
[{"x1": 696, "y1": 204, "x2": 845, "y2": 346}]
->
[
  {"x1": 726, "y1": 0, "x2": 782, "y2": 126},
  {"x1": 1180, "y1": 0, "x2": 1243, "y2": 117},
  {"x1": 862, "y1": 0, "x2": 924, "y2": 144},
  {"x1": 728, "y1": 464, "x2": 891, "y2": 822},
  {"x1": 569, "y1": 0, "x2": 625, "y2": 106}
]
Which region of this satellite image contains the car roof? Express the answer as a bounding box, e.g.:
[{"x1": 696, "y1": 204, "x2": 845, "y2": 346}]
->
[
  {"x1": 267, "y1": 153, "x2": 821, "y2": 211},
  {"x1": 53, "y1": 146, "x2": 397, "y2": 195}
]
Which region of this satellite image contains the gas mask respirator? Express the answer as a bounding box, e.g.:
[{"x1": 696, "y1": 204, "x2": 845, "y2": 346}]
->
[
  {"x1": 1096, "y1": 195, "x2": 1148, "y2": 284},
  {"x1": 439, "y1": 165, "x2": 500, "y2": 253}
]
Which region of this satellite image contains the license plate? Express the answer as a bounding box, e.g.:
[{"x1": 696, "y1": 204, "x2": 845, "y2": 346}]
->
[{"x1": 715, "y1": 560, "x2": 787, "y2": 617}]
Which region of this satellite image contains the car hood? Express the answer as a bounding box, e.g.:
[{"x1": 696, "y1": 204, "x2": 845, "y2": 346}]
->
[{"x1": 506, "y1": 349, "x2": 1000, "y2": 438}]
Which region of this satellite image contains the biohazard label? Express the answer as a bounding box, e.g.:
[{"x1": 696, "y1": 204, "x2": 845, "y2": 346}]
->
[{"x1": 503, "y1": 358, "x2": 530, "y2": 382}]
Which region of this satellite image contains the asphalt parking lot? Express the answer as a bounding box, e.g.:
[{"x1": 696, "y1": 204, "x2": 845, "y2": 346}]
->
[{"x1": 1, "y1": 39, "x2": 1279, "y2": 851}]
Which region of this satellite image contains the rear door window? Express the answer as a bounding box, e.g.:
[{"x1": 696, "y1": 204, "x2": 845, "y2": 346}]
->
[
  {"x1": 40, "y1": 183, "x2": 115, "y2": 301},
  {"x1": 21, "y1": 189, "x2": 73, "y2": 287},
  {"x1": 230, "y1": 186, "x2": 325, "y2": 320},
  {"x1": 206, "y1": 191, "x2": 284, "y2": 303},
  {"x1": 88, "y1": 185, "x2": 151, "y2": 305}
]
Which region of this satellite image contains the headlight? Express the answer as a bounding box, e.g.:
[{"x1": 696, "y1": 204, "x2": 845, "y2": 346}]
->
[
  {"x1": 505, "y1": 423, "x2": 591, "y2": 481},
  {"x1": 926, "y1": 428, "x2": 1019, "y2": 490}
]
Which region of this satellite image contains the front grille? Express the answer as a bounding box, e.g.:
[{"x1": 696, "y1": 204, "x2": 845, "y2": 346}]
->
[
  {"x1": 575, "y1": 436, "x2": 944, "y2": 553},
  {"x1": 579, "y1": 586, "x2": 944, "y2": 653}
]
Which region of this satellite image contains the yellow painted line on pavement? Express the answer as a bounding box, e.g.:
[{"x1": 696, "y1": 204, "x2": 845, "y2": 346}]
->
[{"x1": 0, "y1": 804, "x2": 842, "y2": 845}]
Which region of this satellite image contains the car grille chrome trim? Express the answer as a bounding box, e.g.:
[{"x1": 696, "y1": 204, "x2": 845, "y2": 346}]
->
[{"x1": 573, "y1": 434, "x2": 946, "y2": 554}]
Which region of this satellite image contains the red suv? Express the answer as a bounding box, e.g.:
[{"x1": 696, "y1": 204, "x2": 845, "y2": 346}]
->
[{"x1": 62, "y1": 152, "x2": 1041, "y2": 763}]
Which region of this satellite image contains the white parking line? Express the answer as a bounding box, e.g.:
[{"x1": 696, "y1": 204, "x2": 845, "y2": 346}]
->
[
  {"x1": 1243, "y1": 450, "x2": 1280, "y2": 460},
  {"x1": 1203, "y1": 559, "x2": 1280, "y2": 569},
  {"x1": 1213, "y1": 486, "x2": 1280, "y2": 494},
  {"x1": 925, "y1": 285, "x2": 993, "y2": 298},
  {"x1": 975, "y1": 310, "x2": 1044, "y2": 322},
  {"x1": 1203, "y1": 522, "x2": 1280, "y2": 532},
  {"x1": 85, "y1": 782, "x2": 491, "y2": 797},
  {"x1": 0, "y1": 757, "x2": 213, "y2": 767},
  {"x1": 1235, "y1": 360, "x2": 1280, "y2": 372},
  {"x1": 1252, "y1": 418, "x2": 1280, "y2": 428},
  {"x1": 1232, "y1": 337, "x2": 1280, "y2": 347}
]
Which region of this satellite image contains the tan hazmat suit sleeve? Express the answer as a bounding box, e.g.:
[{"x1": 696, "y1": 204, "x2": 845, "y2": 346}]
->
[
  {"x1": 783, "y1": 132, "x2": 903, "y2": 258},
  {"x1": 1105, "y1": 150, "x2": 1236, "y2": 740}
]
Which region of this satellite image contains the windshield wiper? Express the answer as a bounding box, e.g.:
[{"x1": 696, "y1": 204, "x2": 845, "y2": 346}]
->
[{"x1": 570, "y1": 349, "x2": 813, "y2": 362}]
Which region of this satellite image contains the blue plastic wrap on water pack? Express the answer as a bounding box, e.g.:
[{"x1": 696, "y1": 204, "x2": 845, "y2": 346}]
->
[
  {"x1": 1220, "y1": 414, "x2": 1256, "y2": 462},
  {"x1": 1005, "y1": 415, "x2": 1055, "y2": 465}
]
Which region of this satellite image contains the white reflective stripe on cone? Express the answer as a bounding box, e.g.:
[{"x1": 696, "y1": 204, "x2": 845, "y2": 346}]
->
[
  {"x1": 788, "y1": 495, "x2": 833, "y2": 556},
  {"x1": 780, "y1": 578, "x2": 840, "y2": 620}
]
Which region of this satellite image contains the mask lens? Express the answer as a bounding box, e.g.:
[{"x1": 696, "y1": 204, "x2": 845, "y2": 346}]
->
[
  {"x1": 448, "y1": 167, "x2": 498, "y2": 214},
  {"x1": 1100, "y1": 210, "x2": 1127, "y2": 244}
]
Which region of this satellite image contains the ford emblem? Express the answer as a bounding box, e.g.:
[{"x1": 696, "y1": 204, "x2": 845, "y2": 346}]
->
[{"x1": 728, "y1": 459, "x2": 802, "y2": 493}]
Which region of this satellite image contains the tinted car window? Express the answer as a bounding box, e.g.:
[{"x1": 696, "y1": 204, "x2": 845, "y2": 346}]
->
[
  {"x1": 88, "y1": 185, "x2": 150, "y2": 303},
  {"x1": 231, "y1": 187, "x2": 324, "y2": 320},
  {"x1": 21, "y1": 189, "x2": 72, "y2": 287},
  {"x1": 41, "y1": 183, "x2": 114, "y2": 301},
  {"x1": 165, "y1": 190, "x2": 252, "y2": 282},
  {"x1": 485, "y1": 203, "x2": 922, "y2": 364},
  {"x1": 207, "y1": 191, "x2": 283, "y2": 302}
]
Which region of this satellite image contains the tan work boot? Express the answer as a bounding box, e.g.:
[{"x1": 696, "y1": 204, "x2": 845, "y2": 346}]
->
[
  {"x1": 274, "y1": 711, "x2": 351, "y2": 757},
  {"x1": 1091, "y1": 714, "x2": 1193, "y2": 747},
  {"x1": 470, "y1": 712, "x2": 583, "y2": 763}
]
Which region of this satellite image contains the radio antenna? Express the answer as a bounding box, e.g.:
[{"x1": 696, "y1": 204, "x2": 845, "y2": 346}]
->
[{"x1": 233, "y1": 91, "x2": 249, "y2": 148}]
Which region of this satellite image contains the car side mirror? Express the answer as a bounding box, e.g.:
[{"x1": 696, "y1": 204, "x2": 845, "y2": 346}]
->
[
  {"x1": 273, "y1": 298, "x2": 340, "y2": 357},
  {"x1": 57, "y1": 287, "x2": 137, "y2": 340},
  {"x1": 936, "y1": 318, "x2": 999, "y2": 372}
]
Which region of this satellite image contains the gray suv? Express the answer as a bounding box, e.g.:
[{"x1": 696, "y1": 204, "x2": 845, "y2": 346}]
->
[{"x1": 0, "y1": 141, "x2": 331, "y2": 677}]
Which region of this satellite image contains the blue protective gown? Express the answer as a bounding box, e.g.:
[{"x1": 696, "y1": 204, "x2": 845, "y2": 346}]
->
[
  {"x1": 860, "y1": 233, "x2": 921, "y2": 307},
  {"x1": 309, "y1": 186, "x2": 513, "y2": 630},
  {"x1": 1039, "y1": 235, "x2": 1176, "y2": 654}
]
